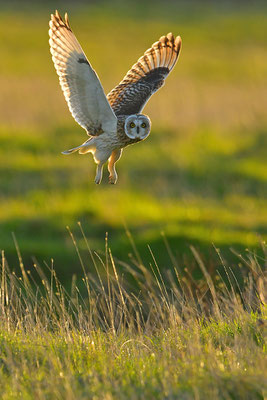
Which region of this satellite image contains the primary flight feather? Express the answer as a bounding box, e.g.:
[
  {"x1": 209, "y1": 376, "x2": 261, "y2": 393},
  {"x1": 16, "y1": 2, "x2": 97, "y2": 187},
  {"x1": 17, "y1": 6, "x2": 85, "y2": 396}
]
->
[{"x1": 49, "y1": 10, "x2": 181, "y2": 184}]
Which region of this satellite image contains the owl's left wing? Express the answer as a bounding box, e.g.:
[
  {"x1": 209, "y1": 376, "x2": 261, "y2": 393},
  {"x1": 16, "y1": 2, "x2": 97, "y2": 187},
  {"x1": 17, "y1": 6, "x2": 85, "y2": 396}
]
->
[
  {"x1": 49, "y1": 11, "x2": 117, "y2": 136},
  {"x1": 107, "y1": 33, "x2": 181, "y2": 116}
]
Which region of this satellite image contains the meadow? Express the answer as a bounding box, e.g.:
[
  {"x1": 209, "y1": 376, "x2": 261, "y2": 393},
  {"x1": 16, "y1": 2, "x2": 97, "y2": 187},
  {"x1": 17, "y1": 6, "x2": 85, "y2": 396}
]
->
[
  {"x1": 0, "y1": 238, "x2": 266, "y2": 399},
  {"x1": 0, "y1": 0, "x2": 266, "y2": 398}
]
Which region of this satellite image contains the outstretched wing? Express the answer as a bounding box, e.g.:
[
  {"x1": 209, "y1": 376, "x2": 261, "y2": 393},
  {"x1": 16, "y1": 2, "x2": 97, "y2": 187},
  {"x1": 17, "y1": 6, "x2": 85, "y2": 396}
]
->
[
  {"x1": 49, "y1": 11, "x2": 117, "y2": 136},
  {"x1": 107, "y1": 33, "x2": 181, "y2": 116}
]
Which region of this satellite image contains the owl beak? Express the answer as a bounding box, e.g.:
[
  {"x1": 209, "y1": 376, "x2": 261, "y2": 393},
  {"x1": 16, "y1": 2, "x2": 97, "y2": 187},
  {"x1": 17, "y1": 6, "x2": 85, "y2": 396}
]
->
[{"x1": 136, "y1": 127, "x2": 140, "y2": 134}]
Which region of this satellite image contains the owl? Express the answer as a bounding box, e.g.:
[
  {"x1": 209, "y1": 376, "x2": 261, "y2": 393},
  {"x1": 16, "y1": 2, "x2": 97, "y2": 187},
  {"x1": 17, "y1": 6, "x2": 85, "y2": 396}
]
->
[{"x1": 49, "y1": 11, "x2": 181, "y2": 184}]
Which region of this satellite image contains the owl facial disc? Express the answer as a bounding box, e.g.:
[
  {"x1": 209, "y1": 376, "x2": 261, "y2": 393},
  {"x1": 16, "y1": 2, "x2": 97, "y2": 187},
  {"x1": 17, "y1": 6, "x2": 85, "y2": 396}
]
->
[{"x1": 125, "y1": 114, "x2": 151, "y2": 140}]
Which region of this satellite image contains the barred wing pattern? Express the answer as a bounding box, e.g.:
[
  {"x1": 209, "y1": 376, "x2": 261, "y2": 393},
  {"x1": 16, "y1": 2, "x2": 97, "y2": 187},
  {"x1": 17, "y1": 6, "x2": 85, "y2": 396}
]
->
[
  {"x1": 107, "y1": 33, "x2": 181, "y2": 116},
  {"x1": 49, "y1": 11, "x2": 117, "y2": 136}
]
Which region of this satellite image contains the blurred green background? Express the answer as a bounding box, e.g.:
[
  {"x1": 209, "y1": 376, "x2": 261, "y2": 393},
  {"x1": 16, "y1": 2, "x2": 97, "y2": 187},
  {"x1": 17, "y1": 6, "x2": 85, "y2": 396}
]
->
[{"x1": 0, "y1": 0, "x2": 266, "y2": 281}]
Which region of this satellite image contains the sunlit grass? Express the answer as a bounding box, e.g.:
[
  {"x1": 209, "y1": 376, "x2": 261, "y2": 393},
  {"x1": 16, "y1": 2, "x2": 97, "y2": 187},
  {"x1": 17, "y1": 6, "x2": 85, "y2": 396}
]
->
[{"x1": 0, "y1": 236, "x2": 266, "y2": 399}]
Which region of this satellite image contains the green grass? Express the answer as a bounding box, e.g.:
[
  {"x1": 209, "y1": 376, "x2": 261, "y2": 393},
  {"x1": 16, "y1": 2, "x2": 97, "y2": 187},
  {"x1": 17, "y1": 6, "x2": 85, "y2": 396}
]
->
[
  {"x1": 0, "y1": 1, "x2": 266, "y2": 278},
  {"x1": 0, "y1": 240, "x2": 266, "y2": 399},
  {"x1": 0, "y1": 2, "x2": 266, "y2": 397}
]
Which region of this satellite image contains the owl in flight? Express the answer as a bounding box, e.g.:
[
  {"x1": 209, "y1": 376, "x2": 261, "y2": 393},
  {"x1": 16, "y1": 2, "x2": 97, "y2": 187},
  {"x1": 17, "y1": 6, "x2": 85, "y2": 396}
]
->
[{"x1": 49, "y1": 11, "x2": 181, "y2": 184}]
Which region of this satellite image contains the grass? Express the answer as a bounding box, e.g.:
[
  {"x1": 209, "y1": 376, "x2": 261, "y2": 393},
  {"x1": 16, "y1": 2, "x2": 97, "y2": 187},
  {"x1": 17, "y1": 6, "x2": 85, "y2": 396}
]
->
[
  {"x1": 0, "y1": 2, "x2": 266, "y2": 397},
  {"x1": 0, "y1": 1, "x2": 266, "y2": 279},
  {"x1": 0, "y1": 234, "x2": 266, "y2": 399}
]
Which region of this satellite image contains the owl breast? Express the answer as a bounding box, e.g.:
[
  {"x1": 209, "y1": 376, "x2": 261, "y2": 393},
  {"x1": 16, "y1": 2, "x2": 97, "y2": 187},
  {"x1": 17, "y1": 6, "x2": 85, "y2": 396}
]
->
[{"x1": 93, "y1": 130, "x2": 138, "y2": 153}]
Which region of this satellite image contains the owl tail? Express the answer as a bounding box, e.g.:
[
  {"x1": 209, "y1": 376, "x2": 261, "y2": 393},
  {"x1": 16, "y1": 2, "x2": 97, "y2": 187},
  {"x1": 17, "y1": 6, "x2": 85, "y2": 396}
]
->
[
  {"x1": 61, "y1": 144, "x2": 82, "y2": 155},
  {"x1": 61, "y1": 138, "x2": 94, "y2": 155}
]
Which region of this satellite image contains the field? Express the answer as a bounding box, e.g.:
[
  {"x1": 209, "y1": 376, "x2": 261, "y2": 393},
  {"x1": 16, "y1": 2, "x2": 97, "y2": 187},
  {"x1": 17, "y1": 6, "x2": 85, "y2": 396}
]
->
[
  {"x1": 0, "y1": 0, "x2": 266, "y2": 398},
  {"x1": 0, "y1": 243, "x2": 266, "y2": 399}
]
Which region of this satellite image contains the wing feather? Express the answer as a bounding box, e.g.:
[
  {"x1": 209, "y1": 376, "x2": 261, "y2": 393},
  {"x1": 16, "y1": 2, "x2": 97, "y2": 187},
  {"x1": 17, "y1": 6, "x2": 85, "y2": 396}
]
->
[
  {"x1": 49, "y1": 11, "x2": 117, "y2": 136},
  {"x1": 107, "y1": 33, "x2": 181, "y2": 116}
]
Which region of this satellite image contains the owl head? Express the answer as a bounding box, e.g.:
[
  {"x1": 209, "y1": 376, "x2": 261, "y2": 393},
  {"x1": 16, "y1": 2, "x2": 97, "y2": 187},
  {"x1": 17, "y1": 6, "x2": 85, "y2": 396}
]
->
[{"x1": 124, "y1": 114, "x2": 151, "y2": 140}]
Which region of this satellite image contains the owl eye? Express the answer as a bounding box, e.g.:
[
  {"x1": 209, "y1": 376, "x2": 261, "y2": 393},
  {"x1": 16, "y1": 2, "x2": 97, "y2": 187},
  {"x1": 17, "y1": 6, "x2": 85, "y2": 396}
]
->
[
  {"x1": 141, "y1": 122, "x2": 146, "y2": 128},
  {"x1": 130, "y1": 122, "x2": 135, "y2": 128}
]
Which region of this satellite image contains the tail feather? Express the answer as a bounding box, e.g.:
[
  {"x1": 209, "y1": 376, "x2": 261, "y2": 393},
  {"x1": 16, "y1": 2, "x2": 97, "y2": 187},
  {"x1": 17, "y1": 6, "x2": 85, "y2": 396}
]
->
[
  {"x1": 62, "y1": 138, "x2": 94, "y2": 155},
  {"x1": 61, "y1": 145, "x2": 82, "y2": 155}
]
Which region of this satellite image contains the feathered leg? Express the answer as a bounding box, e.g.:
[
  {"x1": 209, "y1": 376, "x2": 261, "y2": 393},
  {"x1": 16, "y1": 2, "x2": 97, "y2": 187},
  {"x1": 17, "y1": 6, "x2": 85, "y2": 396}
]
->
[
  {"x1": 108, "y1": 149, "x2": 122, "y2": 184},
  {"x1": 93, "y1": 148, "x2": 111, "y2": 184},
  {"x1": 95, "y1": 162, "x2": 105, "y2": 184}
]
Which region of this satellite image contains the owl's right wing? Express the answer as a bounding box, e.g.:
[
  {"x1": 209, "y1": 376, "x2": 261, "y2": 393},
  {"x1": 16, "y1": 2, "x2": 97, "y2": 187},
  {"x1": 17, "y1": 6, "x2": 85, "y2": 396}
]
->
[
  {"x1": 107, "y1": 33, "x2": 181, "y2": 116},
  {"x1": 49, "y1": 11, "x2": 117, "y2": 136}
]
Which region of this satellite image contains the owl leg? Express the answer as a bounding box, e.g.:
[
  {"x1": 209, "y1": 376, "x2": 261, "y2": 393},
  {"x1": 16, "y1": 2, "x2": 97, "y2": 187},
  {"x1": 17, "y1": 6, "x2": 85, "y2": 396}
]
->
[
  {"x1": 95, "y1": 162, "x2": 105, "y2": 184},
  {"x1": 108, "y1": 149, "x2": 122, "y2": 184},
  {"x1": 93, "y1": 147, "x2": 111, "y2": 184}
]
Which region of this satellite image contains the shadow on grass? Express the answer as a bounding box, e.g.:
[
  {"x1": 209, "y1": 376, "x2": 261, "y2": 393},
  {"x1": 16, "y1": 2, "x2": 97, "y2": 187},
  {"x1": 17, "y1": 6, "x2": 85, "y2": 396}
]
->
[
  {"x1": 128, "y1": 132, "x2": 267, "y2": 199},
  {"x1": 0, "y1": 215, "x2": 264, "y2": 289}
]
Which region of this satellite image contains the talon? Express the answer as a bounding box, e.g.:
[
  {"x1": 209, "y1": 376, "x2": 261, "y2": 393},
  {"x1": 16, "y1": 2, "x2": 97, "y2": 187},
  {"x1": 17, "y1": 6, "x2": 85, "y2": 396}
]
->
[{"x1": 109, "y1": 176, "x2": 117, "y2": 185}]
